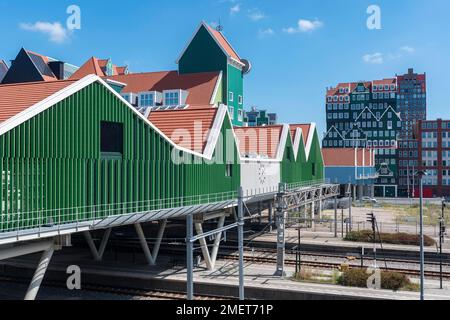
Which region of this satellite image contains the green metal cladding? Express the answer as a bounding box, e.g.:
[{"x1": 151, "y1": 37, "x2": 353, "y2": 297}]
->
[
  {"x1": 281, "y1": 130, "x2": 324, "y2": 184},
  {"x1": 0, "y1": 82, "x2": 239, "y2": 232},
  {"x1": 178, "y1": 24, "x2": 244, "y2": 126}
]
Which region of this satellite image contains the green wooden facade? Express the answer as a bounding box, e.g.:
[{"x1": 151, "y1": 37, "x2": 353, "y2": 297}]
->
[
  {"x1": 281, "y1": 130, "x2": 325, "y2": 184},
  {"x1": 0, "y1": 81, "x2": 240, "y2": 232},
  {"x1": 178, "y1": 23, "x2": 244, "y2": 126}
]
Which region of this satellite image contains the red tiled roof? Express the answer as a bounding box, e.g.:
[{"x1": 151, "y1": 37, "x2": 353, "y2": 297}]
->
[
  {"x1": 323, "y1": 148, "x2": 373, "y2": 167},
  {"x1": 70, "y1": 57, "x2": 127, "y2": 79},
  {"x1": 70, "y1": 57, "x2": 105, "y2": 79},
  {"x1": 116, "y1": 66, "x2": 128, "y2": 75},
  {"x1": 0, "y1": 80, "x2": 77, "y2": 122},
  {"x1": 290, "y1": 124, "x2": 311, "y2": 145},
  {"x1": 148, "y1": 107, "x2": 218, "y2": 153},
  {"x1": 206, "y1": 24, "x2": 241, "y2": 63},
  {"x1": 234, "y1": 125, "x2": 283, "y2": 159},
  {"x1": 108, "y1": 71, "x2": 220, "y2": 106},
  {"x1": 373, "y1": 78, "x2": 396, "y2": 86}
]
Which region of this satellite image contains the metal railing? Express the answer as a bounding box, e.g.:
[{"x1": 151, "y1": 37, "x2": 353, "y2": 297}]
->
[
  {"x1": 286, "y1": 179, "x2": 330, "y2": 191},
  {"x1": 0, "y1": 190, "x2": 238, "y2": 234},
  {"x1": 0, "y1": 178, "x2": 334, "y2": 235}
]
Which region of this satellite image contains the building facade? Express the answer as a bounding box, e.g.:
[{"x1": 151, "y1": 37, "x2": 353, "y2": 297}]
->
[
  {"x1": 177, "y1": 22, "x2": 250, "y2": 126},
  {"x1": 323, "y1": 79, "x2": 402, "y2": 197},
  {"x1": 396, "y1": 68, "x2": 427, "y2": 196},
  {"x1": 244, "y1": 107, "x2": 277, "y2": 127},
  {"x1": 417, "y1": 119, "x2": 450, "y2": 197}
]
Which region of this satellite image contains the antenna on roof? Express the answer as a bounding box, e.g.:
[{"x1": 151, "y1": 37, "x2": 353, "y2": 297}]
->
[{"x1": 216, "y1": 18, "x2": 224, "y2": 32}]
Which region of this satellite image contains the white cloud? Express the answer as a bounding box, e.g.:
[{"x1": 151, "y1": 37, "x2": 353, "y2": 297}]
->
[
  {"x1": 258, "y1": 28, "x2": 275, "y2": 38},
  {"x1": 363, "y1": 53, "x2": 384, "y2": 64},
  {"x1": 248, "y1": 11, "x2": 266, "y2": 22},
  {"x1": 298, "y1": 19, "x2": 323, "y2": 32},
  {"x1": 20, "y1": 21, "x2": 69, "y2": 43},
  {"x1": 400, "y1": 46, "x2": 415, "y2": 53},
  {"x1": 230, "y1": 4, "x2": 240, "y2": 15},
  {"x1": 283, "y1": 19, "x2": 323, "y2": 34}
]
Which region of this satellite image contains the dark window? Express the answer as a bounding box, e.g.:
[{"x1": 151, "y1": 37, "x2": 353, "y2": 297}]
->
[
  {"x1": 101, "y1": 121, "x2": 124, "y2": 154},
  {"x1": 312, "y1": 163, "x2": 316, "y2": 176}
]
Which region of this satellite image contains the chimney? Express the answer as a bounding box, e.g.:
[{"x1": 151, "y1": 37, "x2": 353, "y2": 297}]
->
[{"x1": 48, "y1": 61, "x2": 65, "y2": 80}]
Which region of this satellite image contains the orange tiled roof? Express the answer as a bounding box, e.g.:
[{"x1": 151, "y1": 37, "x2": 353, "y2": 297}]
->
[
  {"x1": 148, "y1": 107, "x2": 218, "y2": 153},
  {"x1": 0, "y1": 80, "x2": 77, "y2": 122},
  {"x1": 69, "y1": 57, "x2": 105, "y2": 79},
  {"x1": 289, "y1": 124, "x2": 311, "y2": 145},
  {"x1": 323, "y1": 148, "x2": 373, "y2": 167},
  {"x1": 206, "y1": 24, "x2": 241, "y2": 63},
  {"x1": 373, "y1": 78, "x2": 396, "y2": 86},
  {"x1": 108, "y1": 71, "x2": 220, "y2": 106},
  {"x1": 70, "y1": 57, "x2": 127, "y2": 79},
  {"x1": 116, "y1": 66, "x2": 128, "y2": 75},
  {"x1": 234, "y1": 125, "x2": 283, "y2": 159}
]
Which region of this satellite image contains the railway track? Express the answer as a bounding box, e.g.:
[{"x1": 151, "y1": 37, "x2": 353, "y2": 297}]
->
[
  {"x1": 219, "y1": 253, "x2": 450, "y2": 279},
  {"x1": 0, "y1": 276, "x2": 229, "y2": 300}
]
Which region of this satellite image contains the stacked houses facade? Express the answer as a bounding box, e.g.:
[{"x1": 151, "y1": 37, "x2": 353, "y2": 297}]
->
[{"x1": 323, "y1": 69, "x2": 427, "y2": 198}]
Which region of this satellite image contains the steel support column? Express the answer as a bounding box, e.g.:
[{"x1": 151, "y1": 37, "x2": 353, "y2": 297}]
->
[
  {"x1": 275, "y1": 184, "x2": 287, "y2": 277},
  {"x1": 24, "y1": 245, "x2": 55, "y2": 301},
  {"x1": 186, "y1": 214, "x2": 194, "y2": 300},
  {"x1": 238, "y1": 187, "x2": 245, "y2": 300},
  {"x1": 135, "y1": 220, "x2": 167, "y2": 266},
  {"x1": 83, "y1": 229, "x2": 112, "y2": 261},
  {"x1": 195, "y1": 216, "x2": 226, "y2": 271},
  {"x1": 268, "y1": 201, "x2": 273, "y2": 231},
  {"x1": 334, "y1": 196, "x2": 338, "y2": 238}
]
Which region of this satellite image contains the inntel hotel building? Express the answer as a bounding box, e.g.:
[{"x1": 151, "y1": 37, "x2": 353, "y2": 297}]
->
[{"x1": 323, "y1": 68, "x2": 426, "y2": 198}]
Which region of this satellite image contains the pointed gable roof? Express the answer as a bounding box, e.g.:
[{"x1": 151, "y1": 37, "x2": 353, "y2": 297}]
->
[
  {"x1": 70, "y1": 57, "x2": 128, "y2": 79},
  {"x1": 290, "y1": 124, "x2": 311, "y2": 145},
  {"x1": 69, "y1": 57, "x2": 105, "y2": 79},
  {"x1": 234, "y1": 125, "x2": 284, "y2": 159},
  {"x1": 177, "y1": 21, "x2": 244, "y2": 66}
]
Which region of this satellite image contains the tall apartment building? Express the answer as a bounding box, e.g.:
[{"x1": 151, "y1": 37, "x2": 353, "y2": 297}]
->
[
  {"x1": 323, "y1": 69, "x2": 427, "y2": 198},
  {"x1": 396, "y1": 68, "x2": 427, "y2": 196},
  {"x1": 417, "y1": 119, "x2": 450, "y2": 198},
  {"x1": 323, "y1": 79, "x2": 401, "y2": 197}
]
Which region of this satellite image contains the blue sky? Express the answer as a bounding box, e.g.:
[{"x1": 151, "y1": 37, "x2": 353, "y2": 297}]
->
[{"x1": 0, "y1": 0, "x2": 449, "y2": 135}]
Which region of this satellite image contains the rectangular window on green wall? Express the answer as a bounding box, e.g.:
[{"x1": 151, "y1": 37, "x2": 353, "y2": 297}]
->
[{"x1": 101, "y1": 121, "x2": 124, "y2": 157}]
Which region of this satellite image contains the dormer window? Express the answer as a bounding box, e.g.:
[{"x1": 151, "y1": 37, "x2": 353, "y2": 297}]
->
[
  {"x1": 165, "y1": 91, "x2": 179, "y2": 106},
  {"x1": 140, "y1": 93, "x2": 154, "y2": 107}
]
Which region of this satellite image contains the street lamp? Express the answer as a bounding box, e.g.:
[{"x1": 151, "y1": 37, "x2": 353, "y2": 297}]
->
[{"x1": 415, "y1": 169, "x2": 427, "y2": 301}]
